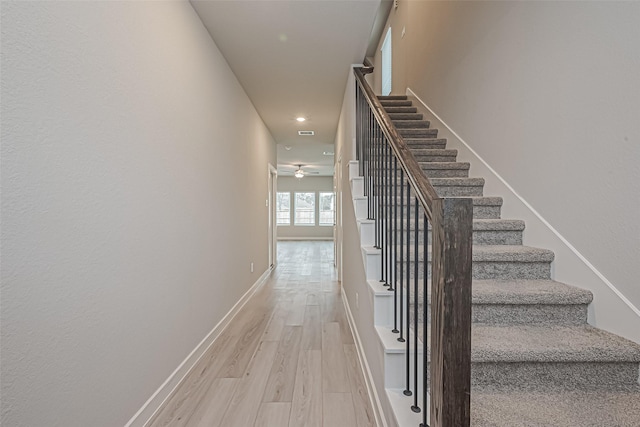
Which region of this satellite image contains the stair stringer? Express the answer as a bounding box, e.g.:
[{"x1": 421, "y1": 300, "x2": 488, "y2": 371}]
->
[
  {"x1": 341, "y1": 159, "x2": 399, "y2": 427},
  {"x1": 406, "y1": 88, "x2": 640, "y2": 345},
  {"x1": 347, "y1": 160, "x2": 427, "y2": 427}
]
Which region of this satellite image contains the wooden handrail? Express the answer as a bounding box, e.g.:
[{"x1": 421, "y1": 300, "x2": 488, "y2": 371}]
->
[{"x1": 353, "y1": 66, "x2": 440, "y2": 219}]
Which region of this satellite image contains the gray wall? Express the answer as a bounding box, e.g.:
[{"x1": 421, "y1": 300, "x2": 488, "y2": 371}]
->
[
  {"x1": 1, "y1": 2, "x2": 276, "y2": 426},
  {"x1": 277, "y1": 176, "x2": 334, "y2": 240},
  {"x1": 372, "y1": 0, "x2": 640, "y2": 330}
]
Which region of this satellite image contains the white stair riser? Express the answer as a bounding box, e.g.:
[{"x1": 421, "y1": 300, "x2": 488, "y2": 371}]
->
[
  {"x1": 358, "y1": 220, "x2": 375, "y2": 246},
  {"x1": 351, "y1": 177, "x2": 364, "y2": 197},
  {"x1": 383, "y1": 346, "x2": 425, "y2": 391},
  {"x1": 374, "y1": 293, "x2": 394, "y2": 327},
  {"x1": 354, "y1": 197, "x2": 368, "y2": 219},
  {"x1": 362, "y1": 248, "x2": 381, "y2": 280},
  {"x1": 348, "y1": 160, "x2": 360, "y2": 180}
]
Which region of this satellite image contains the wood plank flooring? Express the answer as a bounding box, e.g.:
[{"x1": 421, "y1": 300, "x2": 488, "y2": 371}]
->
[{"x1": 147, "y1": 241, "x2": 376, "y2": 427}]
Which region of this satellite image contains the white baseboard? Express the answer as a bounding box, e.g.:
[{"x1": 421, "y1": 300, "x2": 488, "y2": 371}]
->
[
  {"x1": 406, "y1": 87, "x2": 640, "y2": 344},
  {"x1": 277, "y1": 237, "x2": 334, "y2": 241},
  {"x1": 124, "y1": 267, "x2": 274, "y2": 427},
  {"x1": 342, "y1": 292, "x2": 389, "y2": 427}
]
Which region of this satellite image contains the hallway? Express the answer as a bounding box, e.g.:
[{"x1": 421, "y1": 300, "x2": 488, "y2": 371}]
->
[{"x1": 148, "y1": 241, "x2": 376, "y2": 427}]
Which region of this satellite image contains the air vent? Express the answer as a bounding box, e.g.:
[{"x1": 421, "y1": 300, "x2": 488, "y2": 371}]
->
[{"x1": 298, "y1": 130, "x2": 314, "y2": 136}]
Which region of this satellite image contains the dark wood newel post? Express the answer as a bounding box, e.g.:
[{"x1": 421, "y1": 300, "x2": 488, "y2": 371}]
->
[{"x1": 430, "y1": 198, "x2": 473, "y2": 427}]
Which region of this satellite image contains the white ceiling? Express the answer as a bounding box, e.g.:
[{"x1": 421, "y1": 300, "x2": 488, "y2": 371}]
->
[{"x1": 191, "y1": 0, "x2": 385, "y2": 176}]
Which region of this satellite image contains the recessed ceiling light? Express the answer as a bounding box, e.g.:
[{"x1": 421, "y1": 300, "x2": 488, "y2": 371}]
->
[
  {"x1": 296, "y1": 117, "x2": 306, "y2": 122},
  {"x1": 298, "y1": 131, "x2": 314, "y2": 136}
]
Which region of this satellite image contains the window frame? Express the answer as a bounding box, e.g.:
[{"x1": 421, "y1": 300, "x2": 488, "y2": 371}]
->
[
  {"x1": 293, "y1": 191, "x2": 316, "y2": 226},
  {"x1": 318, "y1": 191, "x2": 335, "y2": 226},
  {"x1": 276, "y1": 192, "x2": 291, "y2": 226}
]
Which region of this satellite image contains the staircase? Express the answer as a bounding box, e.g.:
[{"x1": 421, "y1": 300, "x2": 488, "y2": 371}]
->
[{"x1": 350, "y1": 95, "x2": 640, "y2": 426}]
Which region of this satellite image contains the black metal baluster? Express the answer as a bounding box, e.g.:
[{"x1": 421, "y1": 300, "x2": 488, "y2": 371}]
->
[
  {"x1": 382, "y1": 132, "x2": 388, "y2": 286},
  {"x1": 366, "y1": 106, "x2": 372, "y2": 219},
  {"x1": 371, "y1": 110, "x2": 376, "y2": 222},
  {"x1": 360, "y1": 93, "x2": 369, "y2": 196},
  {"x1": 372, "y1": 123, "x2": 382, "y2": 249},
  {"x1": 371, "y1": 120, "x2": 380, "y2": 248},
  {"x1": 421, "y1": 212, "x2": 429, "y2": 427},
  {"x1": 391, "y1": 158, "x2": 398, "y2": 334},
  {"x1": 356, "y1": 85, "x2": 364, "y2": 175},
  {"x1": 386, "y1": 136, "x2": 391, "y2": 289},
  {"x1": 398, "y1": 167, "x2": 405, "y2": 342},
  {"x1": 380, "y1": 130, "x2": 388, "y2": 286},
  {"x1": 386, "y1": 137, "x2": 391, "y2": 289},
  {"x1": 411, "y1": 197, "x2": 420, "y2": 414},
  {"x1": 386, "y1": 138, "x2": 392, "y2": 291},
  {"x1": 404, "y1": 182, "x2": 412, "y2": 397}
]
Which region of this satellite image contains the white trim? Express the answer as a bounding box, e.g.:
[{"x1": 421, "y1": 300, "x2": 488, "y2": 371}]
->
[
  {"x1": 268, "y1": 163, "x2": 278, "y2": 268},
  {"x1": 124, "y1": 267, "x2": 274, "y2": 427},
  {"x1": 381, "y1": 27, "x2": 392, "y2": 96},
  {"x1": 342, "y1": 292, "x2": 388, "y2": 427},
  {"x1": 407, "y1": 87, "x2": 640, "y2": 322}
]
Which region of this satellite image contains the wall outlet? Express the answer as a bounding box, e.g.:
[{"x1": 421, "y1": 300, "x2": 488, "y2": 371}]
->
[
  {"x1": 250, "y1": 262, "x2": 254, "y2": 273},
  {"x1": 356, "y1": 292, "x2": 359, "y2": 309}
]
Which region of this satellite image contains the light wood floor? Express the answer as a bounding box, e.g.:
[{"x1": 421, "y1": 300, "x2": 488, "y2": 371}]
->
[{"x1": 148, "y1": 241, "x2": 377, "y2": 427}]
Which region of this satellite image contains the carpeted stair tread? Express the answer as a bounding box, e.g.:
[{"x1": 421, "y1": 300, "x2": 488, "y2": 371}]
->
[
  {"x1": 378, "y1": 177, "x2": 483, "y2": 189},
  {"x1": 398, "y1": 218, "x2": 522, "y2": 232},
  {"x1": 422, "y1": 279, "x2": 592, "y2": 325},
  {"x1": 471, "y1": 279, "x2": 592, "y2": 305},
  {"x1": 386, "y1": 195, "x2": 502, "y2": 206},
  {"x1": 430, "y1": 177, "x2": 485, "y2": 187},
  {"x1": 380, "y1": 100, "x2": 412, "y2": 107},
  {"x1": 420, "y1": 162, "x2": 470, "y2": 177},
  {"x1": 388, "y1": 113, "x2": 424, "y2": 121},
  {"x1": 377, "y1": 95, "x2": 408, "y2": 100},
  {"x1": 410, "y1": 148, "x2": 456, "y2": 156},
  {"x1": 385, "y1": 196, "x2": 503, "y2": 218},
  {"x1": 384, "y1": 106, "x2": 417, "y2": 114},
  {"x1": 471, "y1": 219, "x2": 525, "y2": 231},
  {"x1": 404, "y1": 138, "x2": 447, "y2": 149},
  {"x1": 473, "y1": 245, "x2": 554, "y2": 262},
  {"x1": 466, "y1": 196, "x2": 503, "y2": 206},
  {"x1": 471, "y1": 389, "x2": 640, "y2": 427},
  {"x1": 398, "y1": 245, "x2": 554, "y2": 263},
  {"x1": 418, "y1": 161, "x2": 470, "y2": 170},
  {"x1": 392, "y1": 120, "x2": 431, "y2": 128},
  {"x1": 471, "y1": 324, "x2": 640, "y2": 363},
  {"x1": 398, "y1": 128, "x2": 438, "y2": 137}
]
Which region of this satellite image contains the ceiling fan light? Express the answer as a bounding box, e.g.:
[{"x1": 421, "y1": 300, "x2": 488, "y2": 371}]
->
[
  {"x1": 296, "y1": 117, "x2": 306, "y2": 122},
  {"x1": 294, "y1": 169, "x2": 304, "y2": 178}
]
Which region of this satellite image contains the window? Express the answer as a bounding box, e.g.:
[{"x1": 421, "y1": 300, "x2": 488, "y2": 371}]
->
[
  {"x1": 381, "y1": 27, "x2": 392, "y2": 96},
  {"x1": 276, "y1": 192, "x2": 291, "y2": 225},
  {"x1": 319, "y1": 192, "x2": 335, "y2": 226},
  {"x1": 294, "y1": 192, "x2": 315, "y2": 225}
]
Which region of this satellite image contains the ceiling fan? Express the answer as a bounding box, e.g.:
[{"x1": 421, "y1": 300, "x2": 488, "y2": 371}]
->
[{"x1": 279, "y1": 164, "x2": 320, "y2": 178}]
